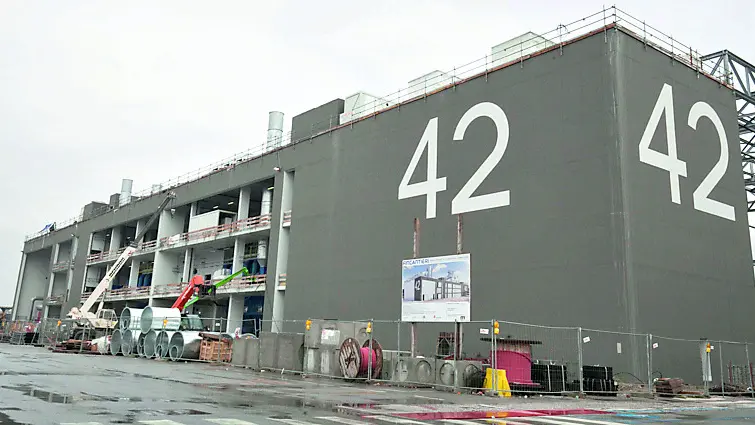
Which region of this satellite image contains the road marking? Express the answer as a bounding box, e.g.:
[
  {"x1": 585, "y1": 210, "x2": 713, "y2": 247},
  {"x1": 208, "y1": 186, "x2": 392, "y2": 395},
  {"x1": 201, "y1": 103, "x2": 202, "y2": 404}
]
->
[
  {"x1": 511, "y1": 418, "x2": 608, "y2": 425},
  {"x1": 486, "y1": 419, "x2": 533, "y2": 425},
  {"x1": 363, "y1": 416, "x2": 428, "y2": 424},
  {"x1": 544, "y1": 417, "x2": 626, "y2": 425},
  {"x1": 442, "y1": 420, "x2": 487, "y2": 425},
  {"x1": 206, "y1": 420, "x2": 259, "y2": 425},
  {"x1": 61, "y1": 423, "x2": 103, "y2": 425},
  {"x1": 412, "y1": 395, "x2": 446, "y2": 401},
  {"x1": 269, "y1": 419, "x2": 320, "y2": 425},
  {"x1": 139, "y1": 421, "x2": 187, "y2": 425},
  {"x1": 316, "y1": 416, "x2": 370, "y2": 425}
]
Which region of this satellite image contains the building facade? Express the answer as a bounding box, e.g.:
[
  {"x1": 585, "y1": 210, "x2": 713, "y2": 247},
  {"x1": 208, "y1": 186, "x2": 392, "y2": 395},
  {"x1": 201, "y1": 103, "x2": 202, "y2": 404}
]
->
[{"x1": 12, "y1": 24, "x2": 755, "y2": 378}]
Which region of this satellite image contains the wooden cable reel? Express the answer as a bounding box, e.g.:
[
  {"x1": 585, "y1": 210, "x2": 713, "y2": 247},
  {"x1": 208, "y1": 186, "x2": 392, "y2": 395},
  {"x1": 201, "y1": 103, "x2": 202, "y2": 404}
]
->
[{"x1": 338, "y1": 337, "x2": 383, "y2": 379}]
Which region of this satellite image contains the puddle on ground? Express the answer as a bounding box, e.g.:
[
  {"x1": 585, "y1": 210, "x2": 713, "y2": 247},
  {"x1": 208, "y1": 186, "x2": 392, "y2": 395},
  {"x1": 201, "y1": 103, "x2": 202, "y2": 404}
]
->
[
  {"x1": 0, "y1": 411, "x2": 27, "y2": 425},
  {"x1": 1, "y1": 385, "x2": 73, "y2": 404},
  {"x1": 0, "y1": 370, "x2": 104, "y2": 377},
  {"x1": 79, "y1": 392, "x2": 142, "y2": 403},
  {"x1": 129, "y1": 409, "x2": 209, "y2": 416},
  {"x1": 111, "y1": 414, "x2": 136, "y2": 424}
]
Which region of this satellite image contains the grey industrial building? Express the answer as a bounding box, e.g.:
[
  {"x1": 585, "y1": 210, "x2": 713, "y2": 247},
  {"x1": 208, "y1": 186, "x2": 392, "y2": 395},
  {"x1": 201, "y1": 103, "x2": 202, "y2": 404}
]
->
[{"x1": 11, "y1": 17, "x2": 755, "y2": 378}]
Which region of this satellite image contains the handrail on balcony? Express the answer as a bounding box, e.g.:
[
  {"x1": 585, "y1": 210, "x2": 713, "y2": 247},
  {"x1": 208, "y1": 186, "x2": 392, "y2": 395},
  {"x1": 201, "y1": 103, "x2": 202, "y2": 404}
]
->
[
  {"x1": 159, "y1": 214, "x2": 272, "y2": 248},
  {"x1": 86, "y1": 246, "x2": 127, "y2": 263},
  {"x1": 51, "y1": 260, "x2": 72, "y2": 272},
  {"x1": 99, "y1": 274, "x2": 268, "y2": 301},
  {"x1": 45, "y1": 295, "x2": 64, "y2": 305}
]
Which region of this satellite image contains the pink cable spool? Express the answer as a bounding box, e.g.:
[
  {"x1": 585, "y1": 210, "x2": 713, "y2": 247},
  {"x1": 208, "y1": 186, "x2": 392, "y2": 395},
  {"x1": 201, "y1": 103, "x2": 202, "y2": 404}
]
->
[
  {"x1": 358, "y1": 346, "x2": 377, "y2": 375},
  {"x1": 338, "y1": 337, "x2": 384, "y2": 380}
]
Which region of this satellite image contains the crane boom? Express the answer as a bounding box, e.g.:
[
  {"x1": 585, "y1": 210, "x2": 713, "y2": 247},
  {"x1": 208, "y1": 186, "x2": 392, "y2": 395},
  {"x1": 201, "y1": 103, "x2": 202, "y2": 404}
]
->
[
  {"x1": 74, "y1": 191, "x2": 176, "y2": 317},
  {"x1": 173, "y1": 267, "x2": 249, "y2": 311}
]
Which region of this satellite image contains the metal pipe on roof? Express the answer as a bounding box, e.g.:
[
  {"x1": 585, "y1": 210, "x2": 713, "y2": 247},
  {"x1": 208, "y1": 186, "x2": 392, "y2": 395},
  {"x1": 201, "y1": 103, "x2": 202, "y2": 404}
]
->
[
  {"x1": 119, "y1": 179, "x2": 133, "y2": 206},
  {"x1": 266, "y1": 111, "x2": 285, "y2": 150}
]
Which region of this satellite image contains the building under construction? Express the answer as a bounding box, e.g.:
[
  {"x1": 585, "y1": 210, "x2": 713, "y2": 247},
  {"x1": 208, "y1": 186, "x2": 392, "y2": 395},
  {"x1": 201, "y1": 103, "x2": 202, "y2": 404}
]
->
[{"x1": 11, "y1": 8, "x2": 755, "y2": 380}]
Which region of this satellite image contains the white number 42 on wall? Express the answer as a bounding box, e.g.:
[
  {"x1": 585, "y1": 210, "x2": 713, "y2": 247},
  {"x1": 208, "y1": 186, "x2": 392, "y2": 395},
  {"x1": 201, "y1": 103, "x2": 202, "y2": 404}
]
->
[
  {"x1": 639, "y1": 83, "x2": 735, "y2": 222},
  {"x1": 398, "y1": 102, "x2": 511, "y2": 219}
]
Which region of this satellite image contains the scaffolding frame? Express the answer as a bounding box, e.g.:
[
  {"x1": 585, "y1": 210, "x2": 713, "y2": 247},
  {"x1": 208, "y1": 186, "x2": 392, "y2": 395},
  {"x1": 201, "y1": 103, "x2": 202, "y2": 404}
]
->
[{"x1": 702, "y1": 51, "x2": 755, "y2": 268}]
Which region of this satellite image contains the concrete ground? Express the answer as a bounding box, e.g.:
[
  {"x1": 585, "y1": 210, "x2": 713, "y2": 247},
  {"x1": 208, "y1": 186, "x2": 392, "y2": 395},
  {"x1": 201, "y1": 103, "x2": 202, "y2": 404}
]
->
[{"x1": 1, "y1": 343, "x2": 755, "y2": 425}]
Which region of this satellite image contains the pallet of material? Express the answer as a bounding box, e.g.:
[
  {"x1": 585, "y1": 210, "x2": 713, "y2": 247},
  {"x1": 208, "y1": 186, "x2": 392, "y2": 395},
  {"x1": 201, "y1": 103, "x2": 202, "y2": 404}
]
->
[
  {"x1": 199, "y1": 339, "x2": 232, "y2": 362},
  {"x1": 654, "y1": 378, "x2": 684, "y2": 396},
  {"x1": 49, "y1": 339, "x2": 100, "y2": 354}
]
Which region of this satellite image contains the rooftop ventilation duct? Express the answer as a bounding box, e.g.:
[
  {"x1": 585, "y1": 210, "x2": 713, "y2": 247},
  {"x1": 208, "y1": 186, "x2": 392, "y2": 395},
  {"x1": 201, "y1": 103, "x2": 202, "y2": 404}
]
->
[
  {"x1": 119, "y1": 179, "x2": 133, "y2": 206},
  {"x1": 266, "y1": 111, "x2": 285, "y2": 151},
  {"x1": 491, "y1": 32, "x2": 555, "y2": 68},
  {"x1": 407, "y1": 70, "x2": 457, "y2": 98},
  {"x1": 339, "y1": 92, "x2": 393, "y2": 125}
]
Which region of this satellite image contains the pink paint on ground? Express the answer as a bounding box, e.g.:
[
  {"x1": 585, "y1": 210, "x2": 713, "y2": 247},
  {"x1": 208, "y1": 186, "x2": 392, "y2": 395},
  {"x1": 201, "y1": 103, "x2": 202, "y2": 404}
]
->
[{"x1": 388, "y1": 408, "x2": 610, "y2": 420}]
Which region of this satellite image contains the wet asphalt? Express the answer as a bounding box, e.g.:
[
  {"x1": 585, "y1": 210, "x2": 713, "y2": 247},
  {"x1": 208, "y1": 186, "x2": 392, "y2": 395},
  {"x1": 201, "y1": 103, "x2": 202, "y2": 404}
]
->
[{"x1": 1, "y1": 343, "x2": 754, "y2": 425}]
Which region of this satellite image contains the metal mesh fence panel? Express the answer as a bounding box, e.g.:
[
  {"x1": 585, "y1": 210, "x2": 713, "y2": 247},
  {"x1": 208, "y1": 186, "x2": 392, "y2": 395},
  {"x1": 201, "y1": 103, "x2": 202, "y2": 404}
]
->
[
  {"x1": 496, "y1": 321, "x2": 580, "y2": 395},
  {"x1": 651, "y1": 336, "x2": 708, "y2": 394},
  {"x1": 580, "y1": 329, "x2": 649, "y2": 395}
]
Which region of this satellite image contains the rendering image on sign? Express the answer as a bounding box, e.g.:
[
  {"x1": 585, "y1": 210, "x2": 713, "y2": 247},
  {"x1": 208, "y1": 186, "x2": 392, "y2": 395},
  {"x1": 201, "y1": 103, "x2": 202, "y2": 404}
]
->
[{"x1": 401, "y1": 253, "x2": 471, "y2": 322}]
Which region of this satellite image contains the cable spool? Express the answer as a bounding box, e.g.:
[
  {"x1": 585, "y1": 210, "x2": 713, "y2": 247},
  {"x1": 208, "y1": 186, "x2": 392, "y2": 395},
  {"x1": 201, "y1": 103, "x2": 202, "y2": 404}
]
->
[{"x1": 338, "y1": 337, "x2": 383, "y2": 380}]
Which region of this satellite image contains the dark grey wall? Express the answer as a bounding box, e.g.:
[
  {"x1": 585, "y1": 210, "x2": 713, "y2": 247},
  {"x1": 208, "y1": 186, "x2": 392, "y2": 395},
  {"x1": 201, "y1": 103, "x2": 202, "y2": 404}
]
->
[
  {"x1": 15, "y1": 249, "x2": 51, "y2": 320},
  {"x1": 291, "y1": 99, "x2": 345, "y2": 140},
  {"x1": 277, "y1": 31, "x2": 624, "y2": 358},
  {"x1": 614, "y1": 31, "x2": 754, "y2": 381},
  {"x1": 274, "y1": 28, "x2": 753, "y2": 367}
]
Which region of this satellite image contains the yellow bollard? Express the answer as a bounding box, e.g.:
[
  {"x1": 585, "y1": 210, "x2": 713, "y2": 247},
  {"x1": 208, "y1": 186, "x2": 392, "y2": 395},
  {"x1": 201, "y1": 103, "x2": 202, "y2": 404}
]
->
[{"x1": 483, "y1": 368, "x2": 511, "y2": 397}]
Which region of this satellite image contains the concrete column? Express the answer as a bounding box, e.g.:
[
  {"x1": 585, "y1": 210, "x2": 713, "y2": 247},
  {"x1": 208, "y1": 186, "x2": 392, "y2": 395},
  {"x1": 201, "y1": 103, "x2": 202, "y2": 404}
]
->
[
  {"x1": 65, "y1": 236, "x2": 78, "y2": 303},
  {"x1": 128, "y1": 259, "x2": 140, "y2": 287},
  {"x1": 152, "y1": 208, "x2": 186, "y2": 286},
  {"x1": 46, "y1": 244, "x2": 61, "y2": 297},
  {"x1": 190, "y1": 202, "x2": 198, "y2": 217},
  {"x1": 257, "y1": 187, "x2": 273, "y2": 273},
  {"x1": 226, "y1": 294, "x2": 245, "y2": 334},
  {"x1": 270, "y1": 170, "x2": 294, "y2": 332},
  {"x1": 211, "y1": 304, "x2": 219, "y2": 330},
  {"x1": 11, "y1": 252, "x2": 27, "y2": 320},
  {"x1": 109, "y1": 226, "x2": 122, "y2": 252},
  {"x1": 238, "y1": 187, "x2": 251, "y2": 220},
  {"x1": 135, "y1": 219, "x2": 146, "y2": 238},
  {"x1": 232, "y1": 238, "x2": 245, "y2": 273},
  {"x1": 43, "y1": 245, "x2": 60, "y2": 319},
  {"x1": 182, "y1": 248, "x2": 193, "y2": 281}
]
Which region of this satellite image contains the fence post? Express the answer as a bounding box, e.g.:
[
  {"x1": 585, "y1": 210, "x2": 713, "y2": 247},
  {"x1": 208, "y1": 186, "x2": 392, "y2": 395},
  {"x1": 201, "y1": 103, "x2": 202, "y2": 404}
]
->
[
  {"x1": 577, "y1": 327, "x2": 584, "y2": 395},
  {"x1": 397, "y1": 321, "x2": 401, "y2": 358},
  {"x1": 367, "y1": 319, "x2": 374, "y2": 383},
  {"x1": 491, "y1": 319, "x2": 497, "y2": 397},
  {"x1": 746, "y1": 344, "x2": 754, "y2": 398},
  {"x1": 647, "y1": 333, "x2": 653, "y2": 396},
  {"x1": 719, "y1": 341, "x2": 725, "y2": 396}
]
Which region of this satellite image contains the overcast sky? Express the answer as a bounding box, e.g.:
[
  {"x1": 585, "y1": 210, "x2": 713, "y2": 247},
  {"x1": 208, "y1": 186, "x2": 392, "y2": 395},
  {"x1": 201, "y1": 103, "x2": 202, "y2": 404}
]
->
[{"x1": 0, "y1": 1, "x2": 752, "y2": 307}]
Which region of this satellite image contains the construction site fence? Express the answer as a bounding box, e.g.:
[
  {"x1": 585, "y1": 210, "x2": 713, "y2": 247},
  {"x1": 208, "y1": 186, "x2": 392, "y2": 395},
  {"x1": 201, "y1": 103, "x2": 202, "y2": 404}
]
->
[
  {"x1": 4, "y1": 316, "x2": 755, "y2": 398},
  {"x1": 24, "y1": 5, "x2": 736, "y2": 243}
]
